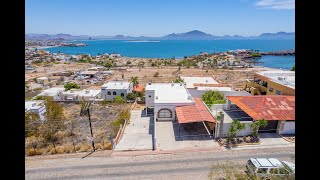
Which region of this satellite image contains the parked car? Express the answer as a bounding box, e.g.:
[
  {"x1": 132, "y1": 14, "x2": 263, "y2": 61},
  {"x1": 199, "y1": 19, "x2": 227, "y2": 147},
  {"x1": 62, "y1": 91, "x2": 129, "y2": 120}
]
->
[{"x1": 246, "y1": 158, "x2": 295, "y2": 178}]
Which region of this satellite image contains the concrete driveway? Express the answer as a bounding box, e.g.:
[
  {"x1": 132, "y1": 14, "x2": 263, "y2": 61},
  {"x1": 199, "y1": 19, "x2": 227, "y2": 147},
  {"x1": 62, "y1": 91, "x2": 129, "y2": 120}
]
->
[
  {"x1": 155, "y1": 121, "x2": 220, "y2": 150},
  {"x1": 114, "y1": 110, "x2": 154, "y2": 151},
  {"x1": 259, "y1": 133, "x2": 292, "y2": 146}
]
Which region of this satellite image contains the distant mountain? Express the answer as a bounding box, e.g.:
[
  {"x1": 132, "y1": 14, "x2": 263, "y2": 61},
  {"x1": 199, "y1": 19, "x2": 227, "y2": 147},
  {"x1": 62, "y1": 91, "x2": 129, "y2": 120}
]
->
[
  {"x1": 255, "y1": 32, "x2": 295, "y2": 40},
  {"x1": 25, "y1": 31, "x2": 295, "y2": 41},
  {"x1": 160, "y1": 30, "x2": 216, "y2": 40}
]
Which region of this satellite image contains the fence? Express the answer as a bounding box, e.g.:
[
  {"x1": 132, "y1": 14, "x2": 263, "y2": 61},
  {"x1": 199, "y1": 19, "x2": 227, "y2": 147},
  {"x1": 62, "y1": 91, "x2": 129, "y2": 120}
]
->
[{"x1": 112, "y1": 119, "x2": 128, "y2": 149}]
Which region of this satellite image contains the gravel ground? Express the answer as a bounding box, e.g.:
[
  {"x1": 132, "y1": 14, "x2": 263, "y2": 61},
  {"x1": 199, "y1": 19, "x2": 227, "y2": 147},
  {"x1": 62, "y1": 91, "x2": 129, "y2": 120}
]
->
[{"x1": 25, "y1": 146, "x2": 295, "y2": 180}]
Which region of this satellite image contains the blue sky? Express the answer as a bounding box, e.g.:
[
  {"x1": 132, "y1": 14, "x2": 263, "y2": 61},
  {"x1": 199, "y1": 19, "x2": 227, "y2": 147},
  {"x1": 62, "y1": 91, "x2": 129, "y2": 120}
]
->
[{"x1": 25, "y1": 0, "x2": 295, "y2": 36}]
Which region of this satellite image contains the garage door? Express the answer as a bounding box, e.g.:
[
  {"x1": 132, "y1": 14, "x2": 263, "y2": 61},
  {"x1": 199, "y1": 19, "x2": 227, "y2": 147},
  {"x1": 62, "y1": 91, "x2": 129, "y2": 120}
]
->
[{"x1": 258, "y1": 121, "x2": 278, "y2": 133}]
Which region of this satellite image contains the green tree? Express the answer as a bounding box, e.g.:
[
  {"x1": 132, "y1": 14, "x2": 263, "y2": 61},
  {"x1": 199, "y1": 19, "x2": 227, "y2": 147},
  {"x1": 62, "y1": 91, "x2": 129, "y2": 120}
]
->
[
  {"x1": 126, "y1": 93, "x2": 137, "y2": 100},
  {"x1": 227, "y1": 119, "x2": 245, "y2": 143},
  {"x1": 64, "y1": 82, "x2": 80, "y2": 91},
  {"x1": 114, "y1": 96, "x2": 125, "y2": 104},
  {"x1": 173, "y1": 78, "x2": 184, "y2": 83},
  {"x1": 130, "y1": 76, "x2": 139, "y2": 88},
  {"x1": 201, "y1": 90, "x2": 226, "y2": 107},
  {"x1": 291, "y1": 64, "x2": 295, "y2": 71},
  {"x1": 104, "y1": 62, "x2": 113, "y2": 69},
  {"x1": 250, "y1": 119, "x2": 268, "y2": 138}
]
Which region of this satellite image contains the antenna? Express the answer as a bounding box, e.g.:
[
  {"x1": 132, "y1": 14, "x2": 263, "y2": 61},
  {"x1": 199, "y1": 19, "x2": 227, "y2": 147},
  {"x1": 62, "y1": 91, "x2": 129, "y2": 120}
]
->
[{"x1": 80, "y1": 98, "x2": 96, "y2": 154}]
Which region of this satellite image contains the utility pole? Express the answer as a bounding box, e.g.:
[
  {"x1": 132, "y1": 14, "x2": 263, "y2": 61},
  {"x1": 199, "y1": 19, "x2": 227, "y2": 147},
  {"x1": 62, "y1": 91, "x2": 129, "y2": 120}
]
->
[
  {"x1": 80, "y1": 100, "x2": 95, "y2": 152},
  {"x1": 87, "y1": 109, "x2": 95, "y2": 151}
]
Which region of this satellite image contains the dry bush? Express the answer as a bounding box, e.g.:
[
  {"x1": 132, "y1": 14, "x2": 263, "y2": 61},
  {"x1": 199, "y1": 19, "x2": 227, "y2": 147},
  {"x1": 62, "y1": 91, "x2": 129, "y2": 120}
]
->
[
  {"x1": 26, "y1": 148, "x2": 43, "y2": 156},
  {"x1": 208, "y1": 161, "x2": 248, "y2": 180},
  {"x1": 78, "y1": 143, "x2": 92, "y2": 152}
]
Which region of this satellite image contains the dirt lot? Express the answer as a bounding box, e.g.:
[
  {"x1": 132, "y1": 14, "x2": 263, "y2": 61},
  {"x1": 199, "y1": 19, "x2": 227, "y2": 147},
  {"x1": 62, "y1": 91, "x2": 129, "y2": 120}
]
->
[
  {"x1": 109, "y1": 66, "x2": 276, "y2": 88},
  {"x1": 25, "y1": 62, "x2": 92, "y2": 81}
]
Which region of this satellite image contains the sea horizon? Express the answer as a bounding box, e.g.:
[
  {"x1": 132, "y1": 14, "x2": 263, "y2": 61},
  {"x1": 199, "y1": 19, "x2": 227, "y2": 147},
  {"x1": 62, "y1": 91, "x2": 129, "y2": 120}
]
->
[{"x1": 44, "y1": 39, "x2": 295, "y2": 69}]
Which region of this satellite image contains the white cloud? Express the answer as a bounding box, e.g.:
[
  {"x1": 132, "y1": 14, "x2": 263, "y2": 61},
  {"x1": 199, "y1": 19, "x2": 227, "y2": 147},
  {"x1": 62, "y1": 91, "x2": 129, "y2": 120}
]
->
[{"x1": 256, "y1": 0, "x2": 295, "y2": 9}]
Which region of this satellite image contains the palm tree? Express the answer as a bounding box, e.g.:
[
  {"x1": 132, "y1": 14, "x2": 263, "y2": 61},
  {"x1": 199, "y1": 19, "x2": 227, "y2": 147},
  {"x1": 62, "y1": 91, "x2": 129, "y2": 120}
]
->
[
  {"x1": 130, "y1": 76, "x2": 139, "y2": 88},
  {"x1": 250, "y1": 119, "x2": 268, "y2": 138}
]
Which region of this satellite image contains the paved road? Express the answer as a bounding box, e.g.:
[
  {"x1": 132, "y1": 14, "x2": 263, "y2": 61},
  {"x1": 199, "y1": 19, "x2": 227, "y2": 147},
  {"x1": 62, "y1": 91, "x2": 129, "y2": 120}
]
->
[{"x1": 25, "y1": 147, "x2": 294, "y2": 180}]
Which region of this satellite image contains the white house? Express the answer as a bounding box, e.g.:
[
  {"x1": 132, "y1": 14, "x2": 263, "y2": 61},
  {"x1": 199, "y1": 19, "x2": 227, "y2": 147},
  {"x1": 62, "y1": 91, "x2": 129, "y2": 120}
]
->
[
  {"x1": 35, "y1": 87, "x2": 65, "y2": 100},
  {"x1": 80, "y1": 71, "x2": 101, "y2": 78},
  {"x1": 180, "y1": 76, "x2": 219, "y2": 89},
  {"x1": 61, "y1": 89, "x2": 101, "y2": 101},
  {"x1": 25, "y1": 100, "x2": 46, "y2": 121},
  {"x1": 101, "y1": 81, "x2": 133, "y2": 100},
  {"x1": 36, "y1": 77, "x2": 49, "y2": 84},
  {"x1": 145, "y1": 82, "x2": 194, "y2": 121}
]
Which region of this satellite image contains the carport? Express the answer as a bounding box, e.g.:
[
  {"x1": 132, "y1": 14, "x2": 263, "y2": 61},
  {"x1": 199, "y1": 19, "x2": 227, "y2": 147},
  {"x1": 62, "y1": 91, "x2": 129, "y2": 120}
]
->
[
  {"x1": 175, "y1": 98, "x2": 216, "y2": 138},
  {"x1": 226, "y1": 95, "x2": 295, "y2": 134}
]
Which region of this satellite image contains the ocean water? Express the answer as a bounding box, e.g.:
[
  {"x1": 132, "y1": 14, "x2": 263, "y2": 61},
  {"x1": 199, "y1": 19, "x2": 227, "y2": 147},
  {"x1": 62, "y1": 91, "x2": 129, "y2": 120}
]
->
[{"x1": 44, "y1": 40, "x2": 295, "y2": 69}]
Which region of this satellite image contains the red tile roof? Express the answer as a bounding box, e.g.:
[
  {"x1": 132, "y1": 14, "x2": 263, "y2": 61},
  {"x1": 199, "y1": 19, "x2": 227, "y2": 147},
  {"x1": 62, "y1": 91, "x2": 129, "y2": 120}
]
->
[
  {"x1": 226, "y1": 95, "x2": 295, "y2": 121},
  {"x1": 133, "y1": 84, "x2": 145, "y2": 92},
  {"x1": 176, "y1": 98, "x2": 216, "y2": 124}
]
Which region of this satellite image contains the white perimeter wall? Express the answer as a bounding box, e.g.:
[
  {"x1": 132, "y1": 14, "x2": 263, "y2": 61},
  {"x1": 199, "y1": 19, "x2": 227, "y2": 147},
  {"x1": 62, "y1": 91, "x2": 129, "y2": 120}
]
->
[
  {"x1": 218, "y1": 121, "x2": 253, "y2": 138},
  {"x1": 277, "y1": 121, "x2": 295, "y2": 135}
]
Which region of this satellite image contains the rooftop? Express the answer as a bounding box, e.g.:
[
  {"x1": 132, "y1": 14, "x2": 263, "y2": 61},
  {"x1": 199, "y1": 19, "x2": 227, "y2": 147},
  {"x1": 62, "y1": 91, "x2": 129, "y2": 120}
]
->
[
  {"x1": 256, "y1": 70, "x2": 295, "y2": 89},
  {"x1": 80, "y1": 71, "x2": 100, "y2": 75},
  {"x1": 250, "y1": 158, "x2": 282, "y2": 168},
  {"x1": 102, "y1": 81, "x2": 131, "y2": 89},
  {"x1": 146, "y1": 83, "x2": 193, "y2": 103},
  {"x1": 176, "y1": 98, "x2": 216, "y2": 124},
  {"x1": 196, "y1": 86, "x2": 233, "y2": 91},
  {"x1": 25, "y1": 100, "x2": 45, "y2": 111},
  {"x1": 37, "y1": 87, "x2": 65, "y2": 97},
  {"x1": 226, "y1": 95, "x2": 295, "y2": 121},
  {"x1": 133, "y1": 84, "x2": 145, "y2": 92},
  {"x1": 180, "y1": 76, "x2": 219, "y2": 88},
  {"x1": 62, "y1": 89, "x2": 101, "y2": 97}
]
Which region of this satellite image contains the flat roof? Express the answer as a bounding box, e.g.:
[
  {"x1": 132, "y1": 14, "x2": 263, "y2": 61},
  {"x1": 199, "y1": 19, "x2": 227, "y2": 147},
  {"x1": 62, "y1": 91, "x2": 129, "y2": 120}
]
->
[
  {"x1": 146, "y1": 83, "x2": 194, "y2": 103},
  {"x1": 176, "y1": 98, "x2": 216, "y2": 124},
  {"x1": 227, "y1": 95, "x2": 295, "y2": 121},
  {"x1": 62, "y1": 89, "x2": 101, "y2": 97},
  {"x1": 180, "y1": 76, "x2": 219, "y2": 88},
  {"x1": 25, "y1": 100, "x2": 45, "y2": 111},
  {"x1": 81, "y1": 71, "x2": 99, "y2": 75},
  {"x1": 37, "y1": 87, "x2": 65, "y2": 97},
  {"x1": 102, "y1": 81, "x2": 131, "y2": 89},
  {"x1": 256, "y1": 70, "x2": 295, "y2": 89},
  {"x1": 196, "y1": 86, "x2": 233, "y2": 91}
]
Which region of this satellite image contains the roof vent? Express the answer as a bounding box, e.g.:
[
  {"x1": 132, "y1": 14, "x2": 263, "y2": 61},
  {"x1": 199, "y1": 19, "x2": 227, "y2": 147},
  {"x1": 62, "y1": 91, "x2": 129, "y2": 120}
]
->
[
  {"x1": 148, "y1": 82, "x2": 151, "y2": 85},
  {"x1": 171, "y1": 83, "x2": 174, "y2": 86},
  {"x1": 156, "y1": 96, "x2": 158, "y2": 100},
  {"x1": 32, "y1": 103, "x2": 36, "y2": 107},
  {"x1": 180, "y1": 83, "x2": 182, "y2": 86},
  {"x1": 85, "y1": 90, "x2": 90, "y2": 94},
  {"x1": 187, "y1": 95, "x2": 191, "y2": 100}
]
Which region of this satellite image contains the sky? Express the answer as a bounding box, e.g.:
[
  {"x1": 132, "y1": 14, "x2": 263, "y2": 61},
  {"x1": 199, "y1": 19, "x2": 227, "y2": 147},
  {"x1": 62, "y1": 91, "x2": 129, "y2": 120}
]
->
[{"x1": 25, "y1": 0, "x2": 295, "y2": 37}]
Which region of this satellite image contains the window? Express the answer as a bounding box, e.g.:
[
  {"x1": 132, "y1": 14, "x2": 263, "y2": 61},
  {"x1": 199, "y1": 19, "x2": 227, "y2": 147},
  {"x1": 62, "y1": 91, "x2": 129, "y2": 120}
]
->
[
  {"x1": 121, "y1": 93, "x2": 124, "y2": 97},
  {"x1": 276, "y1": 90, "x2": 281, "y2": 95},
  {"x1": 257, "y1": 168, "x2": 268, "y2": 174},
  {"x1": 269, "y1": 168, "x2": 278, "y2": 174},
  {"x1": 113, "y1": 92, "x2": 117, "y2": 95},
  {"x1": 269, "y1": 87, "x2": 273, "y2": 92},
  {"x1": 158, "y1": 109, "x2": 172, "y2": 118},
  {"x1": 107, "y1": 91, "x2": 111, "y2": 95}
]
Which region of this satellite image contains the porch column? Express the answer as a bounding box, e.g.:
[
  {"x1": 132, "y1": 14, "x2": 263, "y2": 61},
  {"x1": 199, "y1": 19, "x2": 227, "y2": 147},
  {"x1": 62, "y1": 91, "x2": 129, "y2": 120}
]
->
[
  {"x1": 226, "y1": 99, "x2": 231, "y2": 110},
  {"x1": 146, "y1": 107, "x2": 148, "y2": 116}
]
